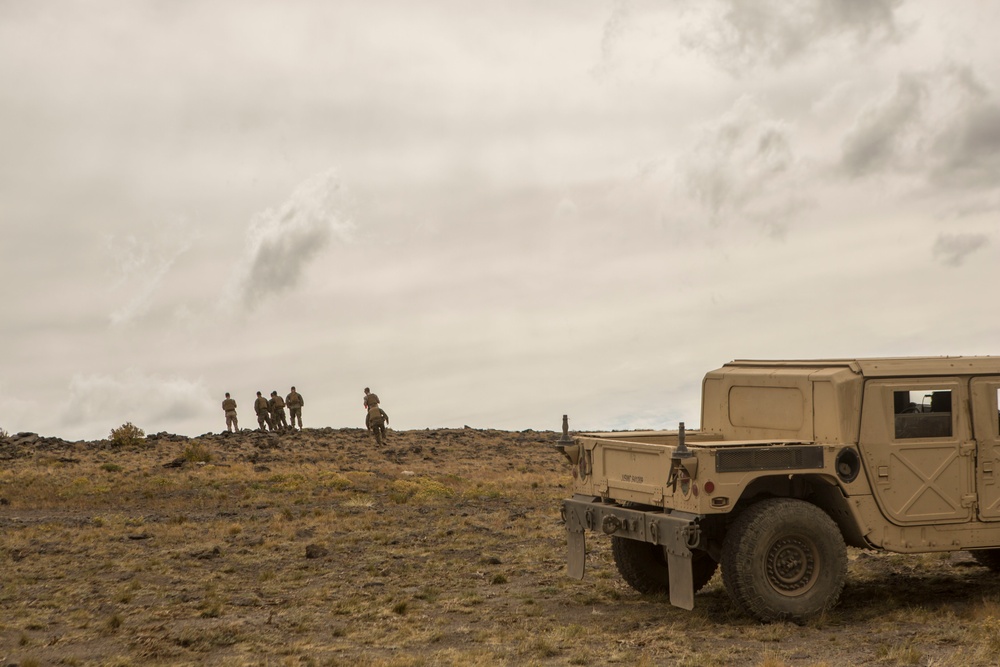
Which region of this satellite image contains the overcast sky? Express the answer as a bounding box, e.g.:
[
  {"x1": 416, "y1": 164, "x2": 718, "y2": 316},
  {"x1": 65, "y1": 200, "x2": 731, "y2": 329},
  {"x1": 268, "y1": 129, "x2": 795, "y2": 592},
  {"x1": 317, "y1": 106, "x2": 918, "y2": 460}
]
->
[{"x1": 2, "y1": 0, "x2": 998, "y2": 441}]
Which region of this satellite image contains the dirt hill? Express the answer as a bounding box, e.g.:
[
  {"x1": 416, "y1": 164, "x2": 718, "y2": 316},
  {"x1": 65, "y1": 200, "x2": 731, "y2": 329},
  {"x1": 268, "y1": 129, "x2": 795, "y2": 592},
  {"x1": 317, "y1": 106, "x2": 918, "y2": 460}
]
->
[{"x1": 2, "y1": 427, "x2": 1000, "y2": 666}]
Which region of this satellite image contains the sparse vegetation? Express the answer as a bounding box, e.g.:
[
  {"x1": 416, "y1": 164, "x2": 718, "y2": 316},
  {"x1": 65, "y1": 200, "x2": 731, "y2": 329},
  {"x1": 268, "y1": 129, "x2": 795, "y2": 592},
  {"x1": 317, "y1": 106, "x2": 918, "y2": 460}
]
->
[
  {"x1": 108, "y1": 422, "x2": 145, "y2": 448},
  {"x1": 182, "y1": 442, "x2": 212, "y2": 463},
  {"x1": 2, "y1": 427, "x2": 1000, "y2": 666}
]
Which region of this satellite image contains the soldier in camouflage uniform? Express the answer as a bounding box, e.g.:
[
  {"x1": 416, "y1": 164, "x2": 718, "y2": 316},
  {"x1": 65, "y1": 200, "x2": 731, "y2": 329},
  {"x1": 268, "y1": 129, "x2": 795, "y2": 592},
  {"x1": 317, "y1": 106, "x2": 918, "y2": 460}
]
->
[
  {"x1": 363, "y1": 387, "x2": 380, "y2": 430},
  {"x1": 222, "y1": 393, "x2": 239, "y2": 432},
  {"x1": 254, "y1": 391, "x2": 273, "y2": 431},
  {"x1": 363, "y1": 387, "x2": 380, "y2": 411},
  {"x1": 368, "y1": 404, "x2": 389, "y2": 445},
  {"x1": 286, "y1": 386, "x2": 304, "y2": 430},
  {"x1": 269, "y1": 391, "x2": 288, "y2": 431}
]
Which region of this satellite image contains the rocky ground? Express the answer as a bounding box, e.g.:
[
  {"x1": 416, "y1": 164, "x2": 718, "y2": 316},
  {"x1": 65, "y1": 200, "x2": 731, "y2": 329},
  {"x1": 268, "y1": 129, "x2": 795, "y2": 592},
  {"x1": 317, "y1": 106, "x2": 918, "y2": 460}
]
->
[{"x1": 2, "y1": 426, "x2": 1000, "y2": 666}]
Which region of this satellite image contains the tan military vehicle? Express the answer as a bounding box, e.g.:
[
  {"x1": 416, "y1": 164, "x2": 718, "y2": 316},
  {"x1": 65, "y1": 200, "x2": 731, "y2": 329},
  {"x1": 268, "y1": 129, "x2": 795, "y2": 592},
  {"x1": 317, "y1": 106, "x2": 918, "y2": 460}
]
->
[{"x1": 558, "y1": 357, "x2": 1000, "y2": 622}]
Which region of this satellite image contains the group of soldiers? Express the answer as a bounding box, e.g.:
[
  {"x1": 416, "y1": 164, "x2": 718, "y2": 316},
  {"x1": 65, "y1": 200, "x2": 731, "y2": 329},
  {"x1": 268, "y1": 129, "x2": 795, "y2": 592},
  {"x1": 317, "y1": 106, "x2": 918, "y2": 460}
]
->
[
  {"x1": 221, "y1": 387, "x2": 304, "y2": 433},
  {"x1": 222, "y1": 386, "x2": 389, "y2": 443}
]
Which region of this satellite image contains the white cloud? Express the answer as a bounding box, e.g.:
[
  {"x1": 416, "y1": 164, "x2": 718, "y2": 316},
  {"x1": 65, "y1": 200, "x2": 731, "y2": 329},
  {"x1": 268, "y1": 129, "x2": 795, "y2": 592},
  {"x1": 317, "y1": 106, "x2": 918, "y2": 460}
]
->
[
  {"x1": 225, "y1": 169, "x2": 355, "y2": 311},
  {"x1": 680, "y1": 0, "x2": 905, "y2": 73},
  {"x1": 106, "y1": 218, "x2": 197, "y2": 326},
  {"x1": 839, "y1": 65, "x2": 1000, "y2": 202},
  {"x1": 932, "y1": 233, "x2": 990, "y2": 267},
  {"x1": 840, "y1": 73, "x2": 927, "y2": 177},
  {"x1": 676, "y1": 96, "x2": 811, "y2": 236}
]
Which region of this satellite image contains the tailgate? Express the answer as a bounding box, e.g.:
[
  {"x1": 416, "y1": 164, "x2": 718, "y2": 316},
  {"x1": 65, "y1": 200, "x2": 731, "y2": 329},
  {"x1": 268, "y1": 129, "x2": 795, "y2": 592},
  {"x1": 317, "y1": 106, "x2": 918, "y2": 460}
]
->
[{"x1": 587, "y1": 437, "x2": 673, "y2": 505}]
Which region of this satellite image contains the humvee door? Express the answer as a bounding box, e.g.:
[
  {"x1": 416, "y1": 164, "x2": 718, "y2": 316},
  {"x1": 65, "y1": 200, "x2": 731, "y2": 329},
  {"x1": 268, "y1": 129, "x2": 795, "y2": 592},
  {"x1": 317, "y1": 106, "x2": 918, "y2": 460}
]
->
[
  {"x1": 859, "y1": 378, "x2": 974, "y2": 525},
  {"x1": 971, "y1": 378, "x2": 1000, "y2": 520}
]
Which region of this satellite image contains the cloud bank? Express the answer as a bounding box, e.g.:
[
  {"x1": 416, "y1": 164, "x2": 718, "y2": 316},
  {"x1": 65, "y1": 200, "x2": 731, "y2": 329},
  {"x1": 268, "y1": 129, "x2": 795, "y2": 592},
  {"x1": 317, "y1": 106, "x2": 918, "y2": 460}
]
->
[
  {"x1": 681, "y1": 0, "x2": 905, "y2": 73},
  {"x1": 57, "y1": 370, "x2": 209, "y2": 437},
  {"x1": 840, "y1": 66, "x2": 1000, "y2": 196}
]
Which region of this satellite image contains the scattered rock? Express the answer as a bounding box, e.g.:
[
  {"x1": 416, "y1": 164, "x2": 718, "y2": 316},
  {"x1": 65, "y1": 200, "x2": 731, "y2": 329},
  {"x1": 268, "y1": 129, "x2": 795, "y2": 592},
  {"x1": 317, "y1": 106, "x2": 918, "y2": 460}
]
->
[
  {"x1": 146, "y1": 431, "x2": 189, "y2": 443},
  {"x1": 191, "y1": 546, "x2": 222, "y2": 560},
  {"x1": 305, "y1": 543, "x2": 328, "y2": 559}
]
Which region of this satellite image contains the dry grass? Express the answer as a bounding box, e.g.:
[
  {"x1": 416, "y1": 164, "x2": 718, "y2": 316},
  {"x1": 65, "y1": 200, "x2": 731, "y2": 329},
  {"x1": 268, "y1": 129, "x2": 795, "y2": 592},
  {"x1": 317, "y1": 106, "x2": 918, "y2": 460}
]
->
[{"x1": 3, "y1": 427, "x2": 1000, "y2": 665}]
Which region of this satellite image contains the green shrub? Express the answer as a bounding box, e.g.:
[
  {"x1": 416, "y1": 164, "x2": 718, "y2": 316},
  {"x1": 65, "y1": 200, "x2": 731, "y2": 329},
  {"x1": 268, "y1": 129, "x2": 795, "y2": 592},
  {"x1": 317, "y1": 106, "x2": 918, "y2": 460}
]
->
[{"x1": 108, "y1": 422, "x2": 145, "y2": 448}]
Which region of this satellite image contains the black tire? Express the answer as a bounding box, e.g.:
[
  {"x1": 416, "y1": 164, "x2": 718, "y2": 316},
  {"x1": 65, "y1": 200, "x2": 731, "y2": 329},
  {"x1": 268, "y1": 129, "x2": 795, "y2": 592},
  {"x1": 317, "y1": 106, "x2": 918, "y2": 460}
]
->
[
  {"x1": 611, "y1": 536, "x2": 718, "y2": 595},
  {"x1": 972, "y1": 549, "x2": 1000, "y2": 572},
  {"x1": 721, "y1": 498, "x2": 846, "y2": 623}
]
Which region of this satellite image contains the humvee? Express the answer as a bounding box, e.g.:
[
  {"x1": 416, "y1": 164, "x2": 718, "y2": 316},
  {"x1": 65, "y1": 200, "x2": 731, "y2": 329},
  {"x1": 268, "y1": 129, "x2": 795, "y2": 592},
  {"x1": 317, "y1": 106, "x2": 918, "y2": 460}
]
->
[{"x1": 558, "y1": 357, "x2": 1000, "y2": 622}]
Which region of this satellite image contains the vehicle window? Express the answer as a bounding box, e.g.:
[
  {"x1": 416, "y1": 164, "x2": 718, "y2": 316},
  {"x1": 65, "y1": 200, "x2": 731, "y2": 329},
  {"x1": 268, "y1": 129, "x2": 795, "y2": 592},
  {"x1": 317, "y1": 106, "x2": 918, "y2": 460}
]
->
[{"x1": 893, "y1": 389, "x2": 952, "y2": 439}]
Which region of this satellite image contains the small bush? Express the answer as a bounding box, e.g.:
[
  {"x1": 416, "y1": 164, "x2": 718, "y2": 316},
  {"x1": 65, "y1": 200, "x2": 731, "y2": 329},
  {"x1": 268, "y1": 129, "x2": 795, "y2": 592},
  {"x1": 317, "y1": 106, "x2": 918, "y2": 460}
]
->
[
  {"x1": 108, "y1": 422, "x2": 145, "y2": 448},
  {"x1": 104, "y1": 613, "x2": 124, "y2": 633},
  {"x1": 101, "y1": 463, "x2": 123, "y2": 473},
  {"x1": 183, "y1": 443, "x2": 212, "y2": 463}
]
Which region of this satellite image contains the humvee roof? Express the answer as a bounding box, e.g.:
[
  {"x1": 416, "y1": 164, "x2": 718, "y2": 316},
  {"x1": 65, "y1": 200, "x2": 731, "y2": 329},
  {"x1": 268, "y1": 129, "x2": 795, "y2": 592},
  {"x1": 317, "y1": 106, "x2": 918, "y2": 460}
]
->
[{"x1": 725, "y1": 356, "x2": 1000, "y2": 377}]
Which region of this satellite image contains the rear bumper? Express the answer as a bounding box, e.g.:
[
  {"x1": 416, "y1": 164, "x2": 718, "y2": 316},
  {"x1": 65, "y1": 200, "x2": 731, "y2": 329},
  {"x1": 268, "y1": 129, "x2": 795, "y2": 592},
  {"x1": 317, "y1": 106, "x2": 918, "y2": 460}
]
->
[{"x1": 562, "y1": 494, "x2": 704, "y2": 610}]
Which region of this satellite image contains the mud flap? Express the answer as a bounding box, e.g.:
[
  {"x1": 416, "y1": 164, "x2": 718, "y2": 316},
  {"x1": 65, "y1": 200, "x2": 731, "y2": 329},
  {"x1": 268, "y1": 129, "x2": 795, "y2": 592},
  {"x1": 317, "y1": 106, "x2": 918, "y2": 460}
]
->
[
  {"x1": 653, "y1": 513, "x2": 697, "y2": 610},
  {"x1": 565, "y1": 500, "x2": 588, "y2": 579},
  {"x1": 667, "y1": 551, "x2": 694, "y2": 610},
  {"x1": 567, "y1": 529, "x2": 586, "y2": 580}
]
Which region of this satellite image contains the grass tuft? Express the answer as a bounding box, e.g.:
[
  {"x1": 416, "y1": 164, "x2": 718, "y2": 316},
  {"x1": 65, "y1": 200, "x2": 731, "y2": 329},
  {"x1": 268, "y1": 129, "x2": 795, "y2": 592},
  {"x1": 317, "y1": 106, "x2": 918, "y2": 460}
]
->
[{"x1": 183, "y1": 443, "x2": 213, "y2": 463}]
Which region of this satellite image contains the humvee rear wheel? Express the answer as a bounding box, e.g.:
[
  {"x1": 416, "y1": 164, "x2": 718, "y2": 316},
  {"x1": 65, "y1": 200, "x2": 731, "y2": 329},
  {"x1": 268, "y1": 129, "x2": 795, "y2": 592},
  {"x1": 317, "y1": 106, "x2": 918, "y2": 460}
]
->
[
  {"x1": 611, "y1": 536, "x2": 718, "y2": 595},
  {"x1": 721, "y1": 498, "x2": 846, "y2": 623},
  {"x1": 972, "y1": 549, "x2": 1000, "y2": 572}
]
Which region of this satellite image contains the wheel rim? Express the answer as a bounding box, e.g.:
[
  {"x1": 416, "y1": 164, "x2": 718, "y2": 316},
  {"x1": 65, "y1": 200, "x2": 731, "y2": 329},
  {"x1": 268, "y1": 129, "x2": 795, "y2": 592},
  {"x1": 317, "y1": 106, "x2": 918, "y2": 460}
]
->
[{"x1": 765, "y1": 535, "x2": 818, "y2": 597}]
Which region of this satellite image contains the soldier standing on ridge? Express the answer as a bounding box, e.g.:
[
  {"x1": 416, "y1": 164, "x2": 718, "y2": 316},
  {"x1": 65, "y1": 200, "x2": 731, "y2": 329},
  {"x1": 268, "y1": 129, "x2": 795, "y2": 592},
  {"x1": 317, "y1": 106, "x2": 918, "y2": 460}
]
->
[
  {"x1": 270, "y1": 391, "x2": 288, "y2": 431},
  {"x1": 286, "y1": 386, "x2": 304, "y2": 430},
  {"x1": 222, "y1": 393, "x2": 239, "y2": 432},
  {"x1": 363, "y1": 387, "x2": 380, "y2": 430},
  {"x1": 254, "y1": 391, "x2": 272, "y2": 431},
  {"x1": 363, "y1": 387, "x2": 379, "y2": 409}
]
